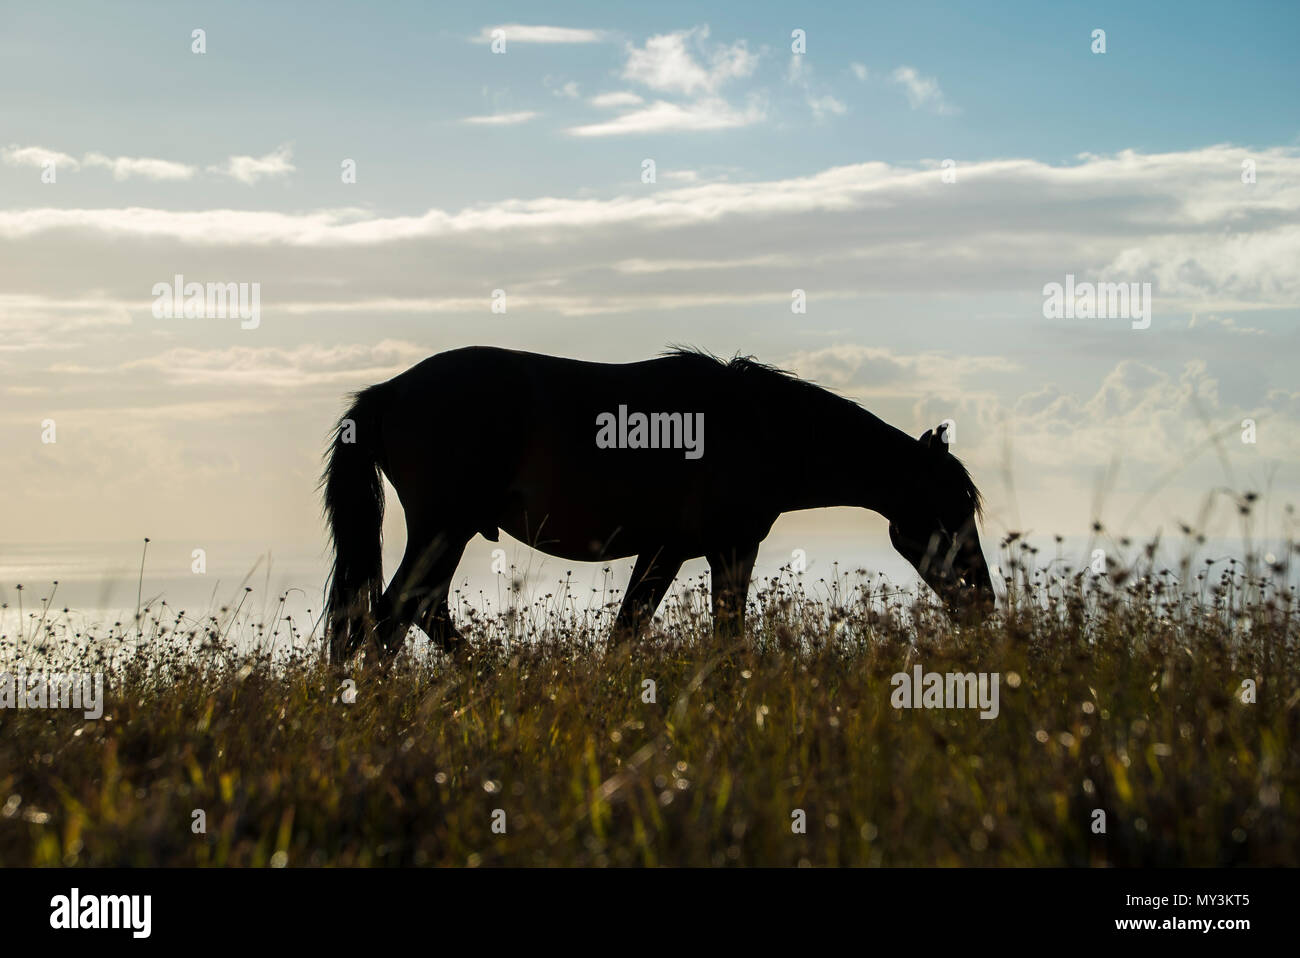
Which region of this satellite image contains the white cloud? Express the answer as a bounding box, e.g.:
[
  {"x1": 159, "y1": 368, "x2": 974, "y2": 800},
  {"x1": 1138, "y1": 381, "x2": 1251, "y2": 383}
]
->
[
  {"x1": 123, "y1": 340, "x2": 431, "y2": 389},
  {"x1": 543, "y1": 75, "x2": 582, "y2": 98},
  {"x1": 899, "y1": 356, "x2": 1300, "y2": 537},
  {"x1": 567, "y1": 28, "x2": 762, "y2": 138},
  {"x1": 589, "y1": 91, "x2": 644, "y2": 108},
  {"x1": 807, "y1": 94, "x2": 847, "y2": 120},
  {"x1": 208, "y1": 146, "x2": 295, "y2": 184},
  {"x1": 569, "y1": 97, "x2": 764, "y2": 136},
  {"x1": 476, "y1": 24, "x2": 606, "y2": 44},
  {"x1": 936, "y1": 359, "x2": 1239, "y2": 472},
  {"x1": 890, "y1": 66, "x2": 956, "y2": 114},
  {"x1": 1187, "y1": 314, "x2": 1265, "y2": 335},
  {"x1": 785, "y1": 55, "x2": 847, "y2": 121},
  {"x1": 82, "y1": 152, "x2": 196, "y2": 181},
  {"x1": 0, "y1": 293, "x2": 133, "y2": 351},
  {"x1": 462, "y1": 111, "x2": 540, "y2": 126},
  {"x1": 1105, "y1": 227, "x2": 1300, "y2": 304},
  {"x1": 788, "y1": 343, "x2": 1016, "y2": 399},
  {"x1": 2, "y1": 145, "x2": 80, "y2": 170},
  {"x1": 850, "y1": 63, "x2": 868, "y2": 81},
  {"x1": 621, "y1": 26, "x2": 756, "y2": 95},
  {"x1": 613, "y1": 252, "x2": 782, "y2": 272},
  {"x1": 3, "y1": 146, "x2": 1298, "y2": 313}
]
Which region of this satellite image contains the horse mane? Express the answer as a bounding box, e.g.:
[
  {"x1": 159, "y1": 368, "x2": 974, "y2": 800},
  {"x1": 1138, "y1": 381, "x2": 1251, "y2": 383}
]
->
[
  {"x1": 662, "y1": 345, "x2": 984, "y2": 519},
  {"x1": 947, "y1": 454, "x2": 984, "y2": 519},
  {"x1": 662, "y1": 345, "x2": 852, "y2": 405}
]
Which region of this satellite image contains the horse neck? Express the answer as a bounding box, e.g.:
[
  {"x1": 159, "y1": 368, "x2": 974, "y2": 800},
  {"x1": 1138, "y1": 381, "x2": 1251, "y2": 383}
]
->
[{"x1": 780, "y1": 399, "x2": 923, "y2": 522}]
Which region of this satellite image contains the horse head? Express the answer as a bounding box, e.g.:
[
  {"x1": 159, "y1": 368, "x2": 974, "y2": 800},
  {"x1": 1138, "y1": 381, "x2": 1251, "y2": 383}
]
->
[{"x1": 887, "y1": 424, "x2": 995, "y2": 621}]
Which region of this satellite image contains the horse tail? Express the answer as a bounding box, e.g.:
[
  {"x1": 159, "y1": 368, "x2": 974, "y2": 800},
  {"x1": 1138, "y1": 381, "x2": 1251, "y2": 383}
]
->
[{"x1": 321, "y1": 384, "x2": 388, "y2": 663}]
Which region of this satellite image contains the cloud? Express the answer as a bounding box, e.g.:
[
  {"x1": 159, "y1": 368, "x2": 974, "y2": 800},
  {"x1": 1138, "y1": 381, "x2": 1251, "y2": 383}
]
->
[
  {"x1": 890, "y1": 66, "x2": 956, "y2": 114},
  {"x1": 82, "y1": 152, "x2": 196, "y2": 181},
  {"x1": 1105, "y1": 228, "x2": 1300, "y2": 304},
  {"x1": 3, "y1": 146, "x2": 1299, "y2": 314},
  {"x1": 569, "y1": 96, "x2": 764, "y2": 136},
  {"x1": 5, "y1": 144, "x2": 270, "y2": 183},
  {"x1": 543, "y1": 75, "x2": 581, "y2": 98},
  {"x1": 927, "y1": 358, "x2": 1241, "y2": 473},
  {"x1": 621, "y1": 26, "x2": 756, "y2": 95},
  {"x1": 123, "y1": 340, "x2": 431, "y2": 389},
  {"x1": 786, "y1": 55, "x2": 847, "y2": 121},
  {"x1": 589, "y1": 91, "x2": 644, "y2": 108},
  {"x1": 208, "y1": 146, "x2": 295, "y2": 184},
  {"x1": 0, "y1": 292, "x2": 133, "y2": 351},
  {"x1": 894, "y1": 353, "x2": 1300, "y2": 541},
  {"x1": 1187, "y1": 314, "x2": 1265, "y2": 335},
  {"x1": 787, "y1": 343, "x2": 1016, "y2": 399},
  {"x1": 807, "y1": 94, "x2": 847, "y2": 120},
  {"x1": 462, "y1": 111, "x2": 540, "y2": 126},
  {"x1": 475, "y1": 24, "x2": 606, "y2": 44},
  {"x1": 613, "y1": 252, "x2": 780, "y2": 272},
  {"x1": 565, "y1": 27, "x2": 762, "y2": 138},
  {"x1": 2, "y1": 145, "x2": 79, "y2": 171},
  {"x1": 278, "y1": 288, "x2": 811, "y2": 317},
  {"x1": 850, "y1": 63, "x2": 868, "y2": 81}
]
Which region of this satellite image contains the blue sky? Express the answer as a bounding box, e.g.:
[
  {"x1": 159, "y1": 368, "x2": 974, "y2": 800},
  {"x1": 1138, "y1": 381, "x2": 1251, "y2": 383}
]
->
[
  {"x1": 1, "y1": 1, "x2": 1298, "y2": 620},
  {"x1": 5, "y1": 0, "x2": 1298, "y2": 207}
]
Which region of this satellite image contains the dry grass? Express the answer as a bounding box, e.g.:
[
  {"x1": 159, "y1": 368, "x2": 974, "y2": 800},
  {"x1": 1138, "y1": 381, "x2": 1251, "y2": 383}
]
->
[{"x1": 1, "y1": 531, "x2": 1296, "y2": 866}]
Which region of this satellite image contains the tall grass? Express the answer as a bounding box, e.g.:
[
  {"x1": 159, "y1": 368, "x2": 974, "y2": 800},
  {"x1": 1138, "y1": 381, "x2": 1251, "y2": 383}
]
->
[{"x1": 0, "y1": 530, "x2": 1296, "y2": 866}]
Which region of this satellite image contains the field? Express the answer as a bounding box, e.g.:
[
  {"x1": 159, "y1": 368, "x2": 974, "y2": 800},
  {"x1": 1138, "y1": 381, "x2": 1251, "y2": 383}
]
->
[{"x1": 1, "y1": 536, "x2": 1296, "y2": 867}]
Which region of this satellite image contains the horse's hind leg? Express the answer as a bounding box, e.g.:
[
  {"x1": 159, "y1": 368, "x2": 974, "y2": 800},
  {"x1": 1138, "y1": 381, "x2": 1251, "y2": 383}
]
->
[
  {"x1": 413, "y1": 565, "x2": 468, "y2": 657},
  {"x1": 375, "y1": 526, "x2": 472, "y2": 660}
]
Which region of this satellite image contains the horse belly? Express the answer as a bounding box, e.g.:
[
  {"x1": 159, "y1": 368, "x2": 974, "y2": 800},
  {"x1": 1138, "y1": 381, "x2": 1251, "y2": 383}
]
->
[{"x1": 497, "y1": 446, "x2": 705, "y2": 561}]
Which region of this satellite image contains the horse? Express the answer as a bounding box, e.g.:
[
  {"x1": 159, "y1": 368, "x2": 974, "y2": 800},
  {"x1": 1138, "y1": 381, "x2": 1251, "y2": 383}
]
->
[{"x1": 322, "y1": 346, "x2": 994, "y2": 662}]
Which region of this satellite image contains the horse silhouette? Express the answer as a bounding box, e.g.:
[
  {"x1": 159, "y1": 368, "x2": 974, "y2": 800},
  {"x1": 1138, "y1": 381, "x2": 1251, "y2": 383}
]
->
[{"x1": 322, "y1": 346, "x2": 993, "y2": 662}]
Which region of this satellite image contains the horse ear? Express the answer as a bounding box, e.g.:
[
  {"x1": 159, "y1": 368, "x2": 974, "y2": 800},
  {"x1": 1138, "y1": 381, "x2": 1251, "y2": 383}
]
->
[{"x1": 919, "y1": 426, "x2": 951, "y2": 454}]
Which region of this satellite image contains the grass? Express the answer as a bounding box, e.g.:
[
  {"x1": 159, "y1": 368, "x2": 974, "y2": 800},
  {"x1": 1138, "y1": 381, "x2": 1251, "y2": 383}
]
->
[{"x1": 0, "y1": 530, "x2": 1297, "y2": 867}]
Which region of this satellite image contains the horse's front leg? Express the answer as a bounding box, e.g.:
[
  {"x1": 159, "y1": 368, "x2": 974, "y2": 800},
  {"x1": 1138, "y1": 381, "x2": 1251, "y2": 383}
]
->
[
  {"x1": 707, "y1": 542, "x2": 759, "y2": 639},
  {"x1": 610, "y1": 547, "x2": 684, "y2": 642}
]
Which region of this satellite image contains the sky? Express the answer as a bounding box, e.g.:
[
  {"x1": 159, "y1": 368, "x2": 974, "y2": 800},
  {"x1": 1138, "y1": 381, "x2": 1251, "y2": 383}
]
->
[{"x1": 1, "y1": 1, "x2": 1298, "y2": 624}]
